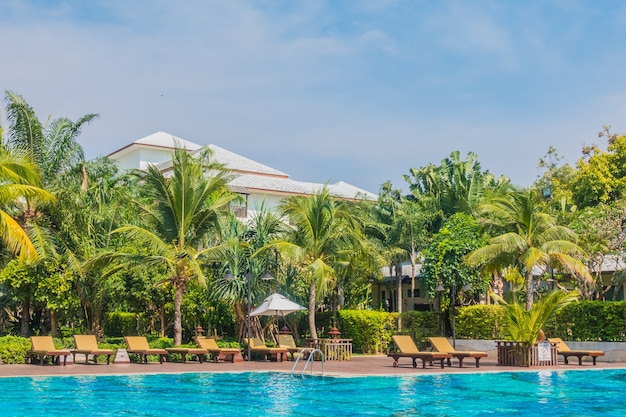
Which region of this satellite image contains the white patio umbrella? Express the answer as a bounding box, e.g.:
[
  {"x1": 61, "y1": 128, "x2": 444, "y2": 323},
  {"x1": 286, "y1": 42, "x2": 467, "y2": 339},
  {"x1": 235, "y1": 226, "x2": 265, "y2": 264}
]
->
[{"x1": 250, "y1": 293, "x2": 307, "y2": 317}]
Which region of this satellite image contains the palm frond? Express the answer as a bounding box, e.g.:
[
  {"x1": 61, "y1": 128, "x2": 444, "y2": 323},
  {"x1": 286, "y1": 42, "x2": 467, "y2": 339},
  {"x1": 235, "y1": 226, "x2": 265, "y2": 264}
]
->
[{"x1": 111, "y1": 225, "x2": 171, "y2": 255}]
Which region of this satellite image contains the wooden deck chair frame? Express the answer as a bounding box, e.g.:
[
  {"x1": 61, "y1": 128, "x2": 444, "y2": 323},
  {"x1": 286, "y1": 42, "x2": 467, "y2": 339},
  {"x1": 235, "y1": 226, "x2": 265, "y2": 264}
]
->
[
  {"x1": 195, "y1": 337, "x2": 241, "y2": 363},
  {"x1": 124, "y1": 336, "x2": 169, "y2": 364},
  {"x1": 277, "y1": 334, "x2": 302, "y2": 361},
  {"x1": 428, "y1": 337, "x2": 488, "y2": 368},
  {"x1": 28, "y1": 336, "x2": 71, "y2": 366},
  {"x1": 246, "y1": 337, "x2": 288, "y2": 362},
  {"x1": 548, "y1": 338, "x2": 605, "y2": 366},
  {"x1": 72, "y1": 334, "x2": 116, "y2": 365},
  {"x1": 164, "y1": 346, "x2": 208, "y2": 363},
  {"x1": 387, "y1": 335, "x2": 451, "y2": 369}
]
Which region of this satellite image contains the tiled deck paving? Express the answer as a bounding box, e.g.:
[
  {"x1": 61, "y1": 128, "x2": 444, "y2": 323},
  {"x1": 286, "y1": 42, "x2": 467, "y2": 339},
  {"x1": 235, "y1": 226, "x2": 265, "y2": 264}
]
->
[{"x1": 2, "y1": 353, "x2": 625, "y2": 378}]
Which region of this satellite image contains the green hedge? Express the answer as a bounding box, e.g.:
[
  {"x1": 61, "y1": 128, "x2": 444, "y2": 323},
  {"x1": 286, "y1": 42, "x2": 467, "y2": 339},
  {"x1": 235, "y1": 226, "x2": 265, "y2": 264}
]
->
[
  {"x1": 455, "y1": 301, "x2": 626, "y2": 342},
  {"x1": 0, "y1": 336, "x2": 32, "y2": 364},
  {"x1": 455, "y1": 305, "x2": 506, "y2": 340},
  {"x1": 104, "y1": 312, "x2": 142, "y2": 337},
  {"x1": 543, "y1": 301, "x2": 626, "y2": 341},
  {"x1": 396, "y1": 311, "x2": 442, "y2": 349},
  {"x1": 313, "y1": 310, "x2": 440, "y2": 354},
  {"x1": 337, "y1": 310, "x2": 396, "y2": 354}
]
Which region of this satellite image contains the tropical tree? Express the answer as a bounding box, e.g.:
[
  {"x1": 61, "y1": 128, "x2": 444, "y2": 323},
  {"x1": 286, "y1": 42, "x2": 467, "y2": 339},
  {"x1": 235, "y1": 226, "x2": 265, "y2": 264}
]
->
[
  {"x1": 570, "y1": 127, "x2": 626, "y2": 209},
  {"x1": 421, "y1": 213, "x2": 488, "y2": 307},
  {"x1": 52, "y1": 158, "x2": 137, "y2": 336},
  {"x1": 534, "y1": 145, "x2": 577, "y2": 222},
  {"x1": 403, "y1": 150, "x2": 510, "y2": 219},
  {"x1": 467, "y1": 188, "x2": 590, "y2": 311},
  {"x1": 278, "y1": 187, "x2": 369, "y2": 340},
  {"x1": 0, "y1": 147, "x2": 56, "y2": 335},
  {"x1": 99, "y1": 147, "x2": 237, "y2": 345},
  {"x1": 1, "y1": 90, "x2": 96, "y2": 335},
  {"x1": 568, "y1": 201, "x2": 626, "y2": 300},
  {"x1": 0, "y1": 148, "x2": 53, "y2": 260},
  {"x1": 210, "y1": 210, "x2": 283, "y2": 342},
  {"x1": 330, "y1": 200, "x2": 383, "y2": 314}
]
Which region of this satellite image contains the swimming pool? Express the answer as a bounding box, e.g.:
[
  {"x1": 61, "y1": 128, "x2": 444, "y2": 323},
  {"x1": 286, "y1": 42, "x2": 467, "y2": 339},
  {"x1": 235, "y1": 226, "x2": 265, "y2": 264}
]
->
[{"x1": 2, "y1": 369, "x2": 624, "y2": 416}]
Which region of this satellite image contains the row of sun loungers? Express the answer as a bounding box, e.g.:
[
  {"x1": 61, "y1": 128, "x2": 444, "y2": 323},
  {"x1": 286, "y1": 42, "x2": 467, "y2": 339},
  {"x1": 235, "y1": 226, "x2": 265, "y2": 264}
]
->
[
  {"x1": 387, "y1": 335, "x2": 605, "y2": 369},
  {"x1": 387, "y1": 335, "x2": 488, "y2": 369},
  {"x1": 27, "y1": 334, "x2": 606, "y2": 367},
  {"x1": 27, "y1": 335, "x2": 251, "y2": 365},
  {"x1": 164, "y1": 337, "x2": 242, "y2": 363},
  {"x1": 27, "y1": 334, "x2": 299, "y2": 366}
]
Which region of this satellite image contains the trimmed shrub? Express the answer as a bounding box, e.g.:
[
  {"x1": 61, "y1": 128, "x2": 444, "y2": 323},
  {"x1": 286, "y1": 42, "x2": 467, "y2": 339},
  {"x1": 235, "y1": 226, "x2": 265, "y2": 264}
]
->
[
  {"x1": 104, "y1": 312, "x2": 143, "y2": 337},
  {"x1": 544, "y1": 301, "x2": 626, "y2": 341},
  {"x1": 397, "y1": 311, "x2": 442, "y2": 349},
  {"x1": 337, "y1": 310, "x2": 396, "y2": 354},
  {"x1": 455, "y1": 301, "x2": 626, "y2": 342},
  {"x1": 0, "y1": 336, "x2": 31, "y2": 364},
  {"x1": 455, "y1": 305, "x2": 506, "y2": 340}
]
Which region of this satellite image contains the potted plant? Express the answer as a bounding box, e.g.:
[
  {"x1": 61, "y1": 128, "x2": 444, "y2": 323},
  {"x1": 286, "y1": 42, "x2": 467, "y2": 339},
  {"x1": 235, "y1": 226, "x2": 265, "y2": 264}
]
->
[{"x1": 492, "y1": 289, "x2": 579, "y2": 366}]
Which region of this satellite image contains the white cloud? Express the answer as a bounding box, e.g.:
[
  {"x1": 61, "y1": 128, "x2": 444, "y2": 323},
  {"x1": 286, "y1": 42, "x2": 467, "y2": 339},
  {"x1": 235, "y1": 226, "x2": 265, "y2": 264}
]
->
[{"x1": 2, "y1": 0, "x2": 626, "y2": 194}]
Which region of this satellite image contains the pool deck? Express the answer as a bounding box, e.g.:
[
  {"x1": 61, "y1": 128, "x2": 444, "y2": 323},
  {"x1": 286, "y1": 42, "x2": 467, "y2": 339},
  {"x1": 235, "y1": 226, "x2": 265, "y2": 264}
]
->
[{"x1": 2, "y1": 353, "x2": 625, "y2": 378}]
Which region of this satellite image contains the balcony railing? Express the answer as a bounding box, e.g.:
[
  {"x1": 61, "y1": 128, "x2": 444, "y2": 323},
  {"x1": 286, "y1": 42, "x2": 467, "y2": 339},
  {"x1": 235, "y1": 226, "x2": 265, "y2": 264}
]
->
[{"x1": 229, "y1": 205, "x2": 248, "y2": 218}]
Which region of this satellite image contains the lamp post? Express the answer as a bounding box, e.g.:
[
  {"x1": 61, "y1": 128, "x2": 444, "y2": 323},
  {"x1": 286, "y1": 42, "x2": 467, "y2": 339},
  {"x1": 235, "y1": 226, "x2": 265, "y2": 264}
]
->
[
  {"x1": 436, "y1": 281, "x2": 471, "y2": 349},
  {"x1": 224, "y1": 269, "x2": 273, "y2": 361}
]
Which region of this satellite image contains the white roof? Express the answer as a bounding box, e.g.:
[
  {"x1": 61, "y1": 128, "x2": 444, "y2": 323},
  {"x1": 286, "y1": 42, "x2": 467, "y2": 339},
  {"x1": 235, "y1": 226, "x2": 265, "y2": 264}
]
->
[
  {"x1": 134, "y1": 131, "x2": 202, "y2": 151},
  {"x1": 202, "y1": 145, "x2": 288, "y2": 178},
  {"x1": 108, "y1": 131, "x2": 202, "y2": 158},
  {"x1": 230, "y1": 174, "x2": 377, "y2": 200},
  {"x1": 108, "y1": 131, "x2": 377, "y2": 201}
]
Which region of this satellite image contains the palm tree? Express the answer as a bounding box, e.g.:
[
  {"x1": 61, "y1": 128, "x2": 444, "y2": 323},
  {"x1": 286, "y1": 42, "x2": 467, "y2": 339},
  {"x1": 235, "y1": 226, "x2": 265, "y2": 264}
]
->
[
  {"x1": 2, "y1": 90, "x2": 96, "y2": 335},
  {"x1": 278, "y1": 187, "x2": 368, "y2": 340},
  {"x1": 403, "y1": 151, "x2": 510, "y2": 218},
  {"x1": 101, "y1": 147, "x2": 237, "y2": 345},
  {"x1": 0, "y1": 148, "x2": 54, "y2": 260},
  {"x1": 210, "y1": 208, "x2": 284, "y2": 342},
  {"x1": 53, "y1": 158, "x2": 136, "y2": 336},
  {"x1": 4, "y1": 90, "x2": 98, "y2": 184},
  {"x1": 467, "y1": 188, "x2": 590, "y2": 310}
]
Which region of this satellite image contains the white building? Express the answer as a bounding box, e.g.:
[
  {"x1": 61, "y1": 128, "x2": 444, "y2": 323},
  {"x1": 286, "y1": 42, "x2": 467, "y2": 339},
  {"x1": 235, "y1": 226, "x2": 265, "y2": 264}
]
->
[{"x1": 108, "y1": 131, "x2": 377, "y2": 219}]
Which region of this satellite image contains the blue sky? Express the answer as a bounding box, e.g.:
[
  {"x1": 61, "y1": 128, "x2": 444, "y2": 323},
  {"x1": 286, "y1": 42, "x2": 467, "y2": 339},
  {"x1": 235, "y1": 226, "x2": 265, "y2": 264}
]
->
[{"x1": 2, "y1": 0, "x2": 626, "y2": 193}]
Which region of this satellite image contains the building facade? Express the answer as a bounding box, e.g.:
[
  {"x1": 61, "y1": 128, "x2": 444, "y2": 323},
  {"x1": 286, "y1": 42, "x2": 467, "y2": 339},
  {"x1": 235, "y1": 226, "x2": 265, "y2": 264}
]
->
[{"x1": 108, "y1": 131, "x2": 377, "y2": 221}]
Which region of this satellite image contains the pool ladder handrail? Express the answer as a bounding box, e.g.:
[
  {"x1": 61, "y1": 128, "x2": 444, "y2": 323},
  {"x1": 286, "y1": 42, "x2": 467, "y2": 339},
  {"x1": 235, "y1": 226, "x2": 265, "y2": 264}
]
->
[{"x1": 290, "y1": 348, "x2": 324, "y2": 377}]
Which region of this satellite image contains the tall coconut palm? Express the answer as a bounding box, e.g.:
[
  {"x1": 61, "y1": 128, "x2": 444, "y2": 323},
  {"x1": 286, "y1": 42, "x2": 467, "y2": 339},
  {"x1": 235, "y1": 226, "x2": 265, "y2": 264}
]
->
[
  {"x1": 467, "y1": 188, "x2": 590, "y2": 311},
  {"x1": 278, "y1": 187, "x2": 368, "y2": 340},
  {"x1": 4, "y1": 90, "x2": 98, "y2": 184},
  {"x1": 100, "y1": 147, "x2": 237, "y2": 345},
  {"x1": 2, "y1": 90, "x2": 96, "y2": 335},
  {"x1": 0, "y1": 147, "x2": 54, "y2": 260},
  {"x1": 403, "y1": 150, "x2": 510, "y2": 218},
  {"x1": 53, "y1": 158, "x2": 136, "y2": 336},
  {"x1": 210, "y1": 208, "x2": 285, "y2": 342}
]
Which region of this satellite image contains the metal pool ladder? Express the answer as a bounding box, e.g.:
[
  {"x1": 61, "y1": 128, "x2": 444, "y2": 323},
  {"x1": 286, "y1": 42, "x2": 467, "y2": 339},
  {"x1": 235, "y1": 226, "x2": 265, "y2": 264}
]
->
[{"x1": 290, "y1": 348, "x2": 324, "y2": 376}]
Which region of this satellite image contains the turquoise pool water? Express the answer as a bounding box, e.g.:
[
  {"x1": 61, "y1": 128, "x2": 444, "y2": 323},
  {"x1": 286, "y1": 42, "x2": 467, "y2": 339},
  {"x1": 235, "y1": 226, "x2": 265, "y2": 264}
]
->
[{"x1": 2, "y1": 369, "x2": 625, "y2": 416}]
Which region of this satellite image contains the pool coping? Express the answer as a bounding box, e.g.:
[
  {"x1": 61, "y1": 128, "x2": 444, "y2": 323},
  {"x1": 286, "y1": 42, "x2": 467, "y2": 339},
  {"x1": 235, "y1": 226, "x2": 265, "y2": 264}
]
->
[{"x1": 2, "y1": 354, "x2": 625, "y2": 379}]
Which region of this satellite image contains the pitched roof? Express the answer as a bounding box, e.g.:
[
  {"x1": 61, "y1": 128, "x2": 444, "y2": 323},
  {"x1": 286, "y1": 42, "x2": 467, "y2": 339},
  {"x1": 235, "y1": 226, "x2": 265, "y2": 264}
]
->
[
  {"x1": 108, "y1": 131, "x2": 202, "y2": 157},
  {"x1": 203, "y1": 145, "x2": 288, "y2": 178},
  {"x1": 229, "y1": 174, "x2": 377, "y2": 200},
  {"x1": 109, "y1": 131, "x2": 377, "y2": 200}
]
